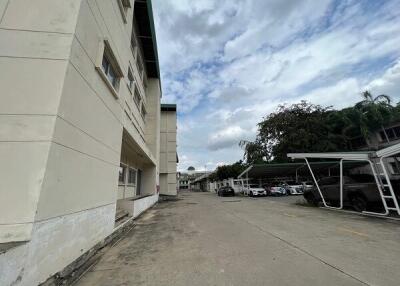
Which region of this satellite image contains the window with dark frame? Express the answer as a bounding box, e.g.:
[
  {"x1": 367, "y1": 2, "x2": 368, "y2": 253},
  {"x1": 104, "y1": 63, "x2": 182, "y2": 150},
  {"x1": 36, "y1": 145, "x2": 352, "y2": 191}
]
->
[
  {"x1": 134, "y1": 86, "x2": 141, "y2": 106},
  {"x1": 128, "y1": 68, "x2": 135, "y2": 91},
  {"x1": 118, "y1": 165, "x2": 126, "y2": 184},
  {"x1": 131, "y1": 32, "x2": 137, "y2": 54},
  {"x1": 390, "y1": 162, "x2": 400, "y2": 174},
  {"x1": 379, "y1": 126, "x2": 400, "y2": 142},
  {"x1": 117, "y1": 0, "x2": 131, "y2": 23},
  {"x1": 128, "y1": 168, "x2": 137, "y2": 185},
  {"x1": 141, "y1": 104, "x2": 147, "y2": 119},
  {"x1": 137, "y1": 53, "x2": 144, "y2": 79},
  {"x1": 102, "y1": 52, "x2": 119, "y2": 90}
]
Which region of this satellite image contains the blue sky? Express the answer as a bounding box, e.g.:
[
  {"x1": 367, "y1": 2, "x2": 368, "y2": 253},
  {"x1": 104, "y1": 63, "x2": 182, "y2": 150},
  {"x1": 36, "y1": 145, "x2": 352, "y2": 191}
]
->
[{"x1": 152, "y1": 0, "x2": 400, "y2": 171}]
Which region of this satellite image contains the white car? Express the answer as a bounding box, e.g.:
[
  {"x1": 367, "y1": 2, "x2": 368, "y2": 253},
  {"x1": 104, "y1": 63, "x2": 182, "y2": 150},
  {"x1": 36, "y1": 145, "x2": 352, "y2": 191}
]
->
[
  {"x1": 301, "y1": 181, "x2": 314, "y2": 191},
  {"x1": 267, "y1": 186, "x2": 287, "y2": 196},
  {"x1": 244, "y1": 185, "x2": 267, "y2": 197},
  {"x1": 280, "y1": 181, "x2": 304, "y2": 195}
]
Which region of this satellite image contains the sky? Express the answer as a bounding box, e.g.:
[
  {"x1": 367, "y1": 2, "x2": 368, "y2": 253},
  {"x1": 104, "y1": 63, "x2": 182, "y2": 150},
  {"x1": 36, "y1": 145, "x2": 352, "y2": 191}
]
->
[{"x1": 152, "y1": 0, "x2": 400, "y2": 172}]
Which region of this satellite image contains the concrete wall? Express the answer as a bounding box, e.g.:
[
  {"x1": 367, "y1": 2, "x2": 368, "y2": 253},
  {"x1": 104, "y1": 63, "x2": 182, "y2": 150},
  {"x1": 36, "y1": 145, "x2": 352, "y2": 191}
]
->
[
  {"x1": 133, "y1": 194, "x2": 159, "y2": 218},
  {"x1": 0, "y1": 0, "x2": 81, "y2": 244},
  {"x1": 0, "y1": 0, "x2": 162, "y2": 284},
  {"x1": 0, "y1": 204, "x2": 115, "y2": 286},
  {"x1": 160, "y1": 109, "x2": 177, "y2": 195}
]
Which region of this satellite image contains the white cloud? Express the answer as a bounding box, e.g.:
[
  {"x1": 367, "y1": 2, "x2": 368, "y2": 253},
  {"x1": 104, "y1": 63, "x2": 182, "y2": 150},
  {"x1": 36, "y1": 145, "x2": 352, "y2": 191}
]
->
[
  {"x1": 207, "y1": 126, "x2": 252, "y2": 151},
  {"x1": 153, "y1": 0, "x2": 400, "y2": 171},
  {"x1": 366, "y1": 60, "x2": 400, "y2": 102}
]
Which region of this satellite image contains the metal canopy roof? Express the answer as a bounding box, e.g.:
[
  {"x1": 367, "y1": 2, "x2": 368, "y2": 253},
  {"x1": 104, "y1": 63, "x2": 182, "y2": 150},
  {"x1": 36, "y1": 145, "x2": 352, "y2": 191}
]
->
[
  {"x1": 376, "y1": 142, "x2": 400, "y2": 157},
  {"x1": 237, "y1": 161, "x2": 364, "y2": 179},
  {"x1": 287, "y1": 142, "x2": 400, "y2": 160},
  {"x1": 287, "y1": 152, "x2": 372, "y2": 160}
]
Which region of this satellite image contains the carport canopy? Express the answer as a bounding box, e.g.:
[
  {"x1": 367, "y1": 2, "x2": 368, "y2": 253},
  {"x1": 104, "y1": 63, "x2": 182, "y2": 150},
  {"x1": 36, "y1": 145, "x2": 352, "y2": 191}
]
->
[{"x1": 237, "y1": 161, "x2": 363, "y2": 179}]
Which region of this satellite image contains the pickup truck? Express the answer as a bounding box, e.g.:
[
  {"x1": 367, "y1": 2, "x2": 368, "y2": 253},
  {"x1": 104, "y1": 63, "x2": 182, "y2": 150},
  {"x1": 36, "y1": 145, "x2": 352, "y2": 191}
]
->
[{"x1": 303, "y1": 175, "x2": 385, "y2": 212}]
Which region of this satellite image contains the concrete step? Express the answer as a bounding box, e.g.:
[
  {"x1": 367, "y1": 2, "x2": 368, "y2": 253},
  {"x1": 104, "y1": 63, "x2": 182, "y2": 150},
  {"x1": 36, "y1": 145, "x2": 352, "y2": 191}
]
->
[{"x1": 115, "y1": 209, "x2": 129, "y2": 222}]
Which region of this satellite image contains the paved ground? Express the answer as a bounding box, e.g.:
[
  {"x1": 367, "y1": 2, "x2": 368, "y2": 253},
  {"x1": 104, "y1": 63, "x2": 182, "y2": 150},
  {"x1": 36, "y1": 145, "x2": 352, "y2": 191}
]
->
[{"x1": 76, "y1": 192, "x2": 400, "y2": 286}]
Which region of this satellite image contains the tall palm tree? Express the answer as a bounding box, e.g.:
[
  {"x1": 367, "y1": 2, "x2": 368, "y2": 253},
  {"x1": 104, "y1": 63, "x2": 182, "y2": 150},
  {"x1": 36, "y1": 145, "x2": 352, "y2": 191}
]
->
[
  {"x1": 355, "y1": 90, "x2": 392, "y2": 108},
  {"x1": 354, "y1": 90, "x2": 393, "y2": 144}
]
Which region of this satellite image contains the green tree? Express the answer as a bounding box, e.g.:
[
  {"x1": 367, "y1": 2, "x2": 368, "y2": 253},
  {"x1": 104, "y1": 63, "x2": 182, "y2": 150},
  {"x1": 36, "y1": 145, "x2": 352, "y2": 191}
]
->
[
  {"x1": 240, "y1": 94, "x2": 399, "y2": 164},
  {"x1": 241, "y1": 101, "x2": 346, "y2": 163},
  {"x1": 209, "y1": 161, "x2": 247, "y2": 181}
]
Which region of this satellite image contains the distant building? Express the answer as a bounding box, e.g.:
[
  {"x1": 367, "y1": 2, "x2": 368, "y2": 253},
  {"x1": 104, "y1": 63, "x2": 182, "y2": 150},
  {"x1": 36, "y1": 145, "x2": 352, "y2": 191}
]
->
[
  {"x1": 177, "y1": 171, "x2": 211, "y2": 191},
  {"x1": 191, "y1": 172, "x2": 213, "y2": 192},
  {"x1": 351, "y1": 122, "x2": 400, "y2": 179},
  {"x1": 178, "y1": 173, "x2": 190, "y2": 190}
]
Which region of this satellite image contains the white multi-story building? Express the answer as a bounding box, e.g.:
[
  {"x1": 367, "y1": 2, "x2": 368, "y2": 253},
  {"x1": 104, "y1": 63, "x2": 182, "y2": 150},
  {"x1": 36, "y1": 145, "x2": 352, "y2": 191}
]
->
[
  {"x1": 160, "y1": 104, "x2": 178, "y2": 196},
  {"x1": 0, "y1": 1, "x2": 175, "y2": 285}
]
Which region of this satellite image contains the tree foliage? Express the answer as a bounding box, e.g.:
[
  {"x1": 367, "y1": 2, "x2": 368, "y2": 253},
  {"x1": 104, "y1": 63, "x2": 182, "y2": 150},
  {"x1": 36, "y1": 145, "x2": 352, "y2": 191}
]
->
[
  {"x1": 209, "y1": 161, "x2": 247, "y2": 182},
  {"x1": 240, "y1": 92, "x2": 400, "y2": 164}
]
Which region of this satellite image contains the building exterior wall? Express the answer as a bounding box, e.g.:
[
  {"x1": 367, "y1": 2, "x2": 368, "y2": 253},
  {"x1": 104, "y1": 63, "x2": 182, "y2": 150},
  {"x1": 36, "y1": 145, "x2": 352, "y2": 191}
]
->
[
  {"x1": 0, "y1": 1, "x2": 162, "y2": 285},
  {"x1": 159, "y1": 107, "x2": 177, "y2": 195},
  {"x1": 351, "y1": 123, "x2": 400, "y2": 180}
]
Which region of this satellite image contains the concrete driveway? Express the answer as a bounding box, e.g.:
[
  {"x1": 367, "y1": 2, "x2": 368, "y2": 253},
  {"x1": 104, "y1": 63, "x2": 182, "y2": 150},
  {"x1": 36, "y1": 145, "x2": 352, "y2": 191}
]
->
[{"x1": 76, "y1": 191, "x2": 400, "y2": 286}]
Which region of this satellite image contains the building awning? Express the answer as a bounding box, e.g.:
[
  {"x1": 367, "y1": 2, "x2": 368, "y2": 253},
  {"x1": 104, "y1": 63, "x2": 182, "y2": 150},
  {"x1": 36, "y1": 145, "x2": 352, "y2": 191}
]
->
[
  {"x1": 161, "y1": 104, "x2": 177, "y2": 112},
  {"x1": 134, "y1": 0, "x2": 160, "y2": 79}
]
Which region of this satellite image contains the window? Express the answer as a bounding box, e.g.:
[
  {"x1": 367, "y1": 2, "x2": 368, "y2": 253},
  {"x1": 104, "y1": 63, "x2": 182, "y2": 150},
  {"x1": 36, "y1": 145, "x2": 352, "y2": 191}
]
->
[
  {"x1": 134, "y1": 86, "x2": 141, "y2": 106},
  {"x1": 131, "y1": 32, "x2": 137, "y2": 56},
  {"x1": 390, "y1": 162, "x2": 400, "y2": 174},
  {"x1": 119, "y1": 164, "x2": 126, "y2": 184},
  {"x1": 379, "y1": 126, "x2": 400, "y2": 142},
  {"x1": 128, "y1": 168, "x2": 137, "y2": 185},
  {"x1": 136, "y1": 169, "x2": 142, "y2": 196},
  {"x1": 96, "y1": 40, "x2": 123, "y2": 99},
  {"x1": 137, "y1": 53, "x2": 144, "y2": 79},
  {"x1": 387, "y1": 128, "x2": 396, "y2": 140},
  {"x1": 141, "y1": 104, "x2": 147, "y2": 119},
  {"x1": 117, "y1": 0, "x2": 131, "y2": 23},
  {"x1": 102, "y1": 55, "x2": 119, "y2": 90},
  {"x1": 127, "y1": 67, "x2": 135, "y2": 92}
]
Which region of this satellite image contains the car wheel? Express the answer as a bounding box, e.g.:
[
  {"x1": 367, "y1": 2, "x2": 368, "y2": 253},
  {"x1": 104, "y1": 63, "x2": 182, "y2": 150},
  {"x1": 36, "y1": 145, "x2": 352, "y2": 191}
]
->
[{"x1": 351, "y1": 195, "x2": 367, "y2": 212}]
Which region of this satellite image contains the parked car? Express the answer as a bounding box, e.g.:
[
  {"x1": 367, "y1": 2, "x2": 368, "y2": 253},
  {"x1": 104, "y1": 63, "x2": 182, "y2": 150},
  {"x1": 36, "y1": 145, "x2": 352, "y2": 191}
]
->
[
  {"x1": 244, "y1": 185, "x2": 267, "y2": 197},
  {"x1": 217, "y1": 186, "x2": 235, "y2": 197},
  {"x1": 303, "y1": 175, "x2": 383, "y2": 212},
  {"x1": 299, "y1": 181, "x2": 313, "y2": 190},
  {"x1": 264, "y1": 186, "x2": 287, "y2": 196},
  {"x1": 279, "y1": 181, "x2": 304, "y2": 195}
]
